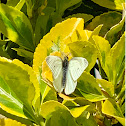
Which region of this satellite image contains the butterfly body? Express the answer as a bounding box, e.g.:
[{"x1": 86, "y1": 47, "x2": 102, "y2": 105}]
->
[{"x1": 46, "y1": 55, "x2": 88, "y2": 95}]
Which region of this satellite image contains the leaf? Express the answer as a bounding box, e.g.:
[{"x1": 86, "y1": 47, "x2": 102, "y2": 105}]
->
[
  {"x1": 0, "y1": 57, "x2": 39, "y2": 121},
  {"x1": 87, "y1": 11, "x2": 122, "y2": 37},
  {"x1": 0, "y1": 4, "x2": 35, "y2": 51},
  {"x1": 0, "y1": 76, "x2": 26, "y2": 118},
  {"x1": 66, "y1": 13, "x2": 93, "y2": 23},
  {"x1": 56, "y1": 0, "x2": 82, "y2": 15},
  {"x1": 77, "y1": 72, "x2": 106, "y2": 102},
  {"x1": 92, "y1": 35, "x2": 111, "y2": 68},
  {"x1": 105, "y1": 16, "x2": 125, "y2": 46},
  {"x1": 102, "y1": 99, "x2": 125, "y2": 125},
  {"x1": 91, "y1": 0, "x2": 125, "y2": 11},
  {"x1": 40, "y1": 100, "x2": 69, "y2": 118},
  {"x1": 68, "y1": 41, "x2": 97, "y2": 72},
  {"x1": 76, "y1": 111, "x2": 98, "y2": 126},
  {"x1": 0, "y1": 118, "x2": 26, "y2": 126},
  {"x1": 40, "y1": 100, "x2": 78, "y2": 126},
  {"x1": 12, "y1": 48, "x2": 33, "y2": 60},
  {"x1": 7, "y1": 0, "x2": 20, "y2": 7},
  {"x1": 97, "y1": 79, "x2": 114, "y2": 97},
  {"x1": 106, "y1": 32, "x2": 125, "y2": 84}
]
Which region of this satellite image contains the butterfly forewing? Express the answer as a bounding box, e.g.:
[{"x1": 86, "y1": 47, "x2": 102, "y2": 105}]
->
[
  {"x1": 46, "y1": 56, "x2": 62, "y2": 79},
  {"x1": 68, "y1": 57, "x2": 88, "y2": 81}
]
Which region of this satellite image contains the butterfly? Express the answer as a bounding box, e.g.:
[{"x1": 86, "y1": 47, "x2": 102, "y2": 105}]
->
[{"x1": 46, "y1": 55, "x2": 88, "y2": 95}]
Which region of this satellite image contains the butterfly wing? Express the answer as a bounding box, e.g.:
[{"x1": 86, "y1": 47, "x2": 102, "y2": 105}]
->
[
  {"x1": 46, "y1": 56, "x2": 64, "y2": 92},
  {"x1": 64, "y1": 57, "x2": 88, "y2": 95},
  {"x1": 64, "y1": 69, "x2": 77, "y2": 95},
  {"x1": 69, "y1": 57, "x2": 88, "y2": 81}
]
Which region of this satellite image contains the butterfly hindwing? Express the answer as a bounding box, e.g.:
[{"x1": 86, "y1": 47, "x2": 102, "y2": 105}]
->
[
  {"x1": 68, "y1": 57, "x2": 88, "y2": 81},
  {"x1": 64, "y1": 69, "x2": 77, "y2": 95}
]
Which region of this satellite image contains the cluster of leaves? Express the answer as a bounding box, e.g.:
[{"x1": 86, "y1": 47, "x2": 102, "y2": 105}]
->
[{"x1": 0, "y1": 0, "x2": 125, "y2": 126}]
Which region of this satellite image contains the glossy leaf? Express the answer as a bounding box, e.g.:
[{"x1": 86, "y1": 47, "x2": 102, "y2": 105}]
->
[
  {"x1": 0, "y1": 118, "x2": 26, "y2": 126},
  {"x1": 91, "y1": 0, "x2": 124, "y2": 10},
  {"x1": 97, "y1": 79, "x2": 114, "y2": 97},
  {"x1": 66, "y1": 13, "x2": 93, "y2": 23},
  {"x1": 12, "y1": 48, "x2": 33, "y2": 60},
  {"x1": 68, "y1": 41, "x2": 97, "y2": 72},
  {"x1": 87, "y1": 11, "x2": 122, "y2": 36},
  {"x1": 102, "y1": 99, "x2": 125, "y2": 125},
  {"x1": 105, "y1": 16, "x2": 125, "y2": 46},
  {"x1": 0, "y1": 76, "x2": 25, "y2": 118},
  {"x1": 0, "y1": 57, "x2": 39, "y2": 120},
  {"x1": 40, "y1": 100, "x2": 69, "y2": 118},
  {"x1": 0, "y1": 4, "x2": 35, "y2": 51},
  {"x1": 108, "y1": 32, "x2": 125, "y2": 84},
  {"x1": 77, "y1": 72, "x2": 106, "y2": 102},
  {"x1": 56, "y1": 0, "x2": 82, "y2": 15}
]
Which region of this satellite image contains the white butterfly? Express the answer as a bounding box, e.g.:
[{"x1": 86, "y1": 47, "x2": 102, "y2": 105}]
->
[{"x1": 46, "y1": 55, "x2": 88, "y2": 95}]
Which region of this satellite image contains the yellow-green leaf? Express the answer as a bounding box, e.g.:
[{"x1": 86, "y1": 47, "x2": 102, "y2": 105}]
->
[
  {"x1": 0, "y1": 3, "x2": 35, "y2": 51},
  {"x1": 91, "y1": 0, "x2": 124, "y2": 11},
  {"x1": 87, "y1": 11, "x2": 122, "y2": 36},
  {"x1": 102, "y1": 99, "x2": 125, "y2": 125},
  {"x1": 68, "y1": 41, "x2": 97, "y2": 72},
  {"x1": 0, "y1": 118, "x2": 26, "y2": 126},
  {"x1": 77, "y1": 72, "x2": 106, "y2": 102},
  {"x1": 0, "y1": 57, "x2": 39, "y2": 120},
  {"x1": 97, "y1": 79, "x2": 114, "y2": 97}
]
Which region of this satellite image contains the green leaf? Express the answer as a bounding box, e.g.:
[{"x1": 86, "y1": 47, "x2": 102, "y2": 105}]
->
[
  {"x1": 97, "y1": 79, "x2": 114, "y2": 97},
  {"x1": 77, "y1": 72, "x2": 106, "y2": 102},
  {"x1": 12, "y1": 48, "x2": 33, "y2": 60},
  {"x1": 108, "y1": 32, "x2": 125, "y2": 84},
  {"x1": 0, "y1": 4, "x2": 35, "y2": 51},
  {"x1": 76, "y1": 111, "x2": 98, "y2": 126},
  {"x1": 102, "y1": 99, "x2": 125, "y2": 125},
  {"x1": 7, "y1": 0, "x2": 20, "y2": 7},
  {"x1": 66, "y1": 13, "x2": 93, "y2": 23},
  {"x1": 68, "y1": 41, "x2": 97, "y2": 72},
  {"x1": 105, "y1": 16, "x2": 125, "y2": 46},
  {"x1": 40, "y1": 100, "x2": 78, "y2": 126},
  {"x1": 91, "y1": 0, "x2": 124, "y2": 11},
  {"x1": 0, "y1": 57, "x2": 40, "y2": 121},
  {"x1": 87, "y1": 11, "x2": 122, "y2": 36},
  {"x1": 0, "y1": 76, "x2": 26, "y2": 118},
  {"x1": 92, "y1": 35, "x2": 111, "y2": 69},
  {"x1": 56, "y1": 0, "x2": 82, "y2": 15}
]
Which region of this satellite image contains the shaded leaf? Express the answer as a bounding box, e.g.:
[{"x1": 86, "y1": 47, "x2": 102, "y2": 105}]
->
[
  {"x1": 91, "y1": 0, "x2": 124, "y2": 10},
  {"x1": 87, "y1": 11, "x2": 122, "y2": 36},
  {"x1": 77, "y1": 72, "x2": 106, "y2": 102},
  {"x1": 68, "y1": 41, "x2": 97, "y2": 72},
  {"x1": 105, "y1": 16, "x2": 125, "y2": 46},
  {"x1": 56, "y1": 0, "x2": 82, "y2": 15},
  {"x1": 97, "y1": 79, "x2": 114, "y2": 97},
  {"x1": 76, "y1": 111, "x2": 98, "y2": 126}
]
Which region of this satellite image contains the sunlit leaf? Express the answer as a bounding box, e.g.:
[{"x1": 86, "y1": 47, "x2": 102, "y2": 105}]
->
[
  {"x1": 0, "y1": 118, "x2": 26, "y2": 126},
  {"x1": 0, "y1": 3, "x2": 35, "y2": 51},
  {"x1": 102, "y1": 99, "x2": 125, "y2": 125},
  {"x1": 0, "y1": 57, "x2": 38, "y2": 120},
  {"x1": 87, "y1": 11, "x2": 122, "y2": 36},
  {"x1": 91, "y1": 0, "x2": 124, "y2": 10}
]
